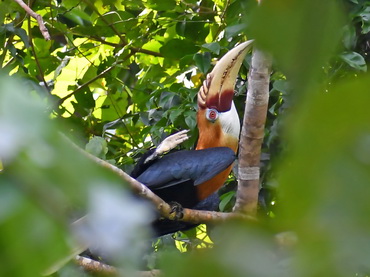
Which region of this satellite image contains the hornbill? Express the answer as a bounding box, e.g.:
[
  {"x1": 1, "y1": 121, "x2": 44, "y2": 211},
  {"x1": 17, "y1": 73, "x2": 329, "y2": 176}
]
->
[{"x1": 131, "y1": 41, "x2": 253, "y2": 235}]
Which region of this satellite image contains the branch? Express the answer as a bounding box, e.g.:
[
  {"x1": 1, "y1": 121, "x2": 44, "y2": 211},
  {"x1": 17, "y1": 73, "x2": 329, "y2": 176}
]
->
[
  {"x1": 131, "y1": 47, "x2": 164, "y2": 58},
  {"x1": 82, "y1": 149, "x2": 254, "y2": 222},
  {"x1": 74, "y1": 255, "x2": 161, "y2": 276},
  {"x1": 13, "y1": 0, "x2": 51, "y2": 41},
  {"x1": 74, "y1": 255, "x2": 117, "y2": 275},
  {"x1": 181, "y1": 208, "x2": 256, "y2": 224},
  {"x1": 64, "y1": 134, "x2": 256, "y2": 223},
  {"x1": 233, "y1": 48, "x2": 272, "y2": 215}
]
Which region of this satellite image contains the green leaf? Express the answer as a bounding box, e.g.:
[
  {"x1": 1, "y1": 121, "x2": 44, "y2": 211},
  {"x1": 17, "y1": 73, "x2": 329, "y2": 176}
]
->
[
  {"x1": 193, "y1": 52, "x2": 211, "y2": 74},
  {"x1": 144, "y1": 0, "x2": 176, "y2": 11},
  {"x1": 225, "y1": 23, "x2": 247, "y2": 39},
  {"x1": 95, "y1": 11, "x2": 136, "y2": 31},
  {"x1": 184, "y1": 110, "x2": 196, "y2": 130},
  {"x1": 1, "y1": 24, "x2": 29, "y2": 48},
  {"x1": 358, "y1": 6, "x2": 370, "y2": 34},
  {"x1": 168, "y1": 108, "x2": 183, "y2": 124},
  {"x1": 100, "y1": 91, "x2": 128, "y2": 122},
  {"x1": 160, "y1": 39, "x2": 200, "y2": 59},
  {"x1": 272, "y1": 79, "x2": 290, "y2": 95},
  {"x1": 176, "y1": 20, "x2": 209, "y2": 42},
  {"x1": 219, "y1": 191, "x2": 235, "y2": 212},
  {"x1": 340, "y1": 51, "x2": 367, "y2": 71},
  {"x1": 342, "y1": 24, "x2": 357, "y2": 50},
  {"x1": 14, "y1": 27, "x2": 30, "y2": 48},
  {"x1": 0, "y1": 76, "x2": 125, "y2": 276},
  {"x1": 249, "y1": 0, "x2": 345, "y2": 91},
  {"x1": 279, "y1": 75, "x2": 370, "y2": 275},
  {"x1": 74, "y1": 89, "x2": 95, "y2": 109},
  {"x1": 202, "y1": 42, "x2": 221, "y2": 55},
  {"x1": 85, "y1": 136, "x2": 108, "y2": 159},
  {"x1": 159, "y1": 91, "x2": 181, "y2": 110}
]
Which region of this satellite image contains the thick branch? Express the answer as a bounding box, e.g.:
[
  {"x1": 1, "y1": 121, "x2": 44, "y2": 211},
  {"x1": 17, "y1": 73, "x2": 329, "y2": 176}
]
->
[
  {"x1": 181, "y1": 208, "x2": 256, "y2": 224},
  {"x1": 65, "y1": 135, "x2": 255, "y2": 223},
  {"x1": 13, "y1": 0, "x2": 51, "y2": 40},
  {"x1": 233, "y1": 48, "x2": 272, "y2": 215},
  {"x1": 75, "y1": 255, "x2": 117, "y2": 275},
  {"x1": 74, "y1": 255, "x2": 161, "y2": 276},
  {"x1": 84, "y1": 149, "x2": 254, "y2": 223}
]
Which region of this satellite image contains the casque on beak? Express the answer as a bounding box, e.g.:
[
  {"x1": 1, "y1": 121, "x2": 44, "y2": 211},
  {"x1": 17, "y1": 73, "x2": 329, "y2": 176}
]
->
[{"x1": 198, "y1": 40, "x2": 253, "y2": 112}]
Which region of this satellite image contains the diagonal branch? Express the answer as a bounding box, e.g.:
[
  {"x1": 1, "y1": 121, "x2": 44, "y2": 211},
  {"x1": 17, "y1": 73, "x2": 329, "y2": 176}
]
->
[
  {"x1": 65, "y1": 134, "x2": 255, "y2": 223},
  {"x1": 13, "y1": 0, "x2": 51, "y2": 40},
  {"x1": 74, "y1": 255, "x2": 161, "y2": 276}
]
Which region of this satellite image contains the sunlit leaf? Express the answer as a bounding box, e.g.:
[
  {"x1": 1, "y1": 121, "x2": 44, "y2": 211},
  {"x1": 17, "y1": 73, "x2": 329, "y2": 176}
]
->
[{"x1": 144, "y1": 0, "x2": 176, "y2": 11}]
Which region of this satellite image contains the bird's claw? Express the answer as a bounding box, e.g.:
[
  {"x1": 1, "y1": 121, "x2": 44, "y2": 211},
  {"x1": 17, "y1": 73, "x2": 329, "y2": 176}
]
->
[
  {"x1": 168, "y1": 202, "x2": 184, "y2": 220},
  {"x1": 156, "y1": 130, "x2": 190, "y2": 155}
]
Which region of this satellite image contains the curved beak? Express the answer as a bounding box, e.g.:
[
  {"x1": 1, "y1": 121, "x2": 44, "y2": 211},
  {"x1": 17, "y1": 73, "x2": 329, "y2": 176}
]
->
[{"x1": 198, "y1": 40, "x2": 253, "y2": 112}]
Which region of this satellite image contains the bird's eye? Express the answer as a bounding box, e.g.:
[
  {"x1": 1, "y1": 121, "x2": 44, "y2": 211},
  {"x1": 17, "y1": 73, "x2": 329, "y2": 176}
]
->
[{"x1": 206, "y1": 108, "x2": 219, "y2": 122}]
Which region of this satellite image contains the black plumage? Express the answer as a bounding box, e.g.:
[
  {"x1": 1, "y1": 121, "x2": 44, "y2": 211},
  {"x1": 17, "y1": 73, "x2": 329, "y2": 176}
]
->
[
  {"x1": 134, "y1": 147, "x2": 235, "y2": 208},
  {"x1": 131, "y1": 147, "x2": 235, "y2": 236}
]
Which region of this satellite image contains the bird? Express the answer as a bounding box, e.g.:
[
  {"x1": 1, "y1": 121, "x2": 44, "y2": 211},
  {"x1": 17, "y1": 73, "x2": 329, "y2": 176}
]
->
[{"x1": 131, "y1": 41, "x2": 253, "y2": 235}]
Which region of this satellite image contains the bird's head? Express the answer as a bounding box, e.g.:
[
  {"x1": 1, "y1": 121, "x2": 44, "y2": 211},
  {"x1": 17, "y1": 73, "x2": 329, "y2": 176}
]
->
[{"x1": 196, "y1": 40, "x2": 253, "y2": 152}]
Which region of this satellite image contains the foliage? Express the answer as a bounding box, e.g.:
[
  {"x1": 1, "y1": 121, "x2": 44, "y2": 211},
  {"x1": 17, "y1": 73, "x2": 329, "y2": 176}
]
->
[{"x1": 1, "y1": 0, "x2": 370, "y2": 276}]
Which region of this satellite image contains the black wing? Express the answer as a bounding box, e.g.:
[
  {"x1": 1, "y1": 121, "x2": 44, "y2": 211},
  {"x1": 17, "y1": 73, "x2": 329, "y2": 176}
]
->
[{"x1": 136, "y1": 147, "x2": 235, "y2": 190}]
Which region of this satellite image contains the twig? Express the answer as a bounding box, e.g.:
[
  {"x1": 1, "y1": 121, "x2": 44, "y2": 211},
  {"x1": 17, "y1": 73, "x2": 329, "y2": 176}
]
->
[
  {"x1": 131, "y1": 47, "x2": 164, "y2": 57},
  {"x1": 233, "y1": 48, "x2": 272, "y2": 215},
  {"x1": 13, "y1": 0, "x2": 51, "y2": 41},
  {"x1": 27, "y1": 13, "x2": 50, "y2": 92}
]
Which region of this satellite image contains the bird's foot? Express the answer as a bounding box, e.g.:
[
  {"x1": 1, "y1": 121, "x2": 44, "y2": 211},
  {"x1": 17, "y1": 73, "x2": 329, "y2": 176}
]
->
[
  {"x1": 156, "y1": 130, "x2": 190, "y2": 155},
  {"x1": 168, "y1": 202, "x2": 184, "y2": 221}
]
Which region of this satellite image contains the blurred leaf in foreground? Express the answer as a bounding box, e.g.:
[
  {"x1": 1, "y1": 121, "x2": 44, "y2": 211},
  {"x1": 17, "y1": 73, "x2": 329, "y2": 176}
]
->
[
  {"x1": 0, "y1": 75, "x2": 153, "y2": 276},
  {"x1": 279, "y1": 74, "x2": 370, "y2": 276}
]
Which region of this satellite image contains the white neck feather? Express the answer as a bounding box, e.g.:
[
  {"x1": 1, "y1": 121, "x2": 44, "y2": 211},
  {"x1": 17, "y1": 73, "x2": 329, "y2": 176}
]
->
[{"x1": 219, "y1": 101, "x2": 240, "y2": 139}]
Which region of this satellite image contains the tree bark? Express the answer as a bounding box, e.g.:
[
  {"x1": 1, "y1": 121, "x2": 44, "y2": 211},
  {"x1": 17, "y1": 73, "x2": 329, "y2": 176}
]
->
[{"x1": 233, "y1": 48, "x2": 272, "y2": 215}]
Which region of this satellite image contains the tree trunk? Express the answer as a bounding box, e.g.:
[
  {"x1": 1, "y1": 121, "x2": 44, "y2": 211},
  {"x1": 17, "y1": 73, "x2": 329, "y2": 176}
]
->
[{"x1": 233, "y1": 48, "x2": 272, "y2": 215}]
